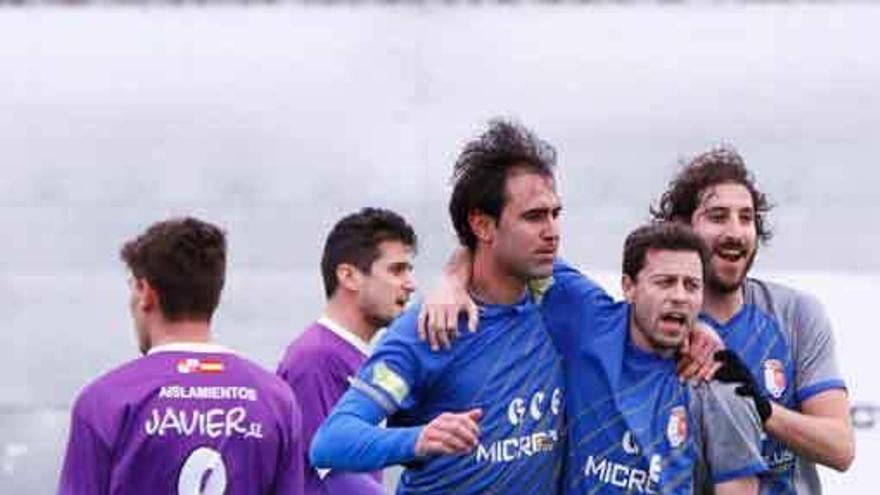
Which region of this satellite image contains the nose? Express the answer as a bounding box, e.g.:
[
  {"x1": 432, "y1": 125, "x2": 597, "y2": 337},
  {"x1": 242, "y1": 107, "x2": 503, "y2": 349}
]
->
[
  {"x1": 402, "y1": 271, "x2": 417, "y2": 293},
  {"x1": 721, "y1": 216, "x2": 749, "y2": 243},
  {"x1": 670, "y1": 281, "x2": 689, "y2": 303},
  {"x1": 543, "y1": 214, "x2": 561, "y2": 242}
]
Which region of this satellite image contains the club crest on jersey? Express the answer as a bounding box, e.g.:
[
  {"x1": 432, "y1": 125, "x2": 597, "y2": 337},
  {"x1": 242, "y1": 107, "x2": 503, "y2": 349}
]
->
[
  {"x1": 763, "y1": 359, "x2": 786, "y2": 398},
  {"x1": 176, "y1": 358, "x2": 224, "y2": 374},
  {"x1": 666, "y1": 406, "x2": 688, "y2": 448}
]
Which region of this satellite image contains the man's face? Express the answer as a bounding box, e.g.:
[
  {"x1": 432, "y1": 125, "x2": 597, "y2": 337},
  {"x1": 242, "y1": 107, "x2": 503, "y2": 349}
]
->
[
  {"x1": 624, "y1": 249, "x2": 704, "y2": 355},
  {"x1": 490, "y1": 169, "x2": 561, "y2": 281},
  {"x1": 128, "y1": 276, "x2": 152, "y2": 355},
  {"x1": 356, "y1": 240, "x2": 417, "y2": 329},
  {"x1": 689, "y1": 182, "x2": 758, "y2": 294}
]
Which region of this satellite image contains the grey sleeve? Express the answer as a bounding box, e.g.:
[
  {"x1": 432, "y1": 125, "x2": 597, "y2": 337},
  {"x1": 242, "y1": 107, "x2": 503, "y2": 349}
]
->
[
  {"x1": 691, "y1": 382, "x2": 767, "y2": 484},
  {"x1": 791, "y1": 291, "x2": 847, "y2": 402}
]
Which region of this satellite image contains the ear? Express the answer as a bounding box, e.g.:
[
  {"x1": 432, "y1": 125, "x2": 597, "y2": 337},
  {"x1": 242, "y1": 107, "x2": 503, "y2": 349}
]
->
[
  {"x1": 335, "y1": 263, "x2": 363, "y2": 292},
  {"x1": 136, "y1": 278, "x2": 159, "y2": 312},
  {"x1": 621, "y1": 274, "x2": 635, "y2": 303},
  {"x1": 468, "y1": 210, "x2": 496, "y2": 244}
]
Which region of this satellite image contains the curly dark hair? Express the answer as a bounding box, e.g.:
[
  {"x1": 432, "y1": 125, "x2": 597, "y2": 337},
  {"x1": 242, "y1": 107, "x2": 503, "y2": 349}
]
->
[
  {"x1": 650, "y1": 146, "x2": 772, "y2": 243},
  {"x1": 120, "y1": 217, "x2": 226, "y2": 321},
  {"x1": 449, "y1": 119, "x2": 557, "y2": 250},
  {"x1": 321, "y1": 207, "x2": 417, "y2": 298}
]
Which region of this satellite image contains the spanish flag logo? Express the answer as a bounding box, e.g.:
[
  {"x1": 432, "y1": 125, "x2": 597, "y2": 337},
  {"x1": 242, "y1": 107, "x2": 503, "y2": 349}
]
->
[{"x1": 176, "y1": 358, "x2": 225, "y2": 374}]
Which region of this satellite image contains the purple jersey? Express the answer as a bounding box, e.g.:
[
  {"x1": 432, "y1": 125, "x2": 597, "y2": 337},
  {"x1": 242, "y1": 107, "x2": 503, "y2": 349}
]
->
[
  {"x1": 276, "y1": 318, "x2": 382, "y2": 495},
  {"x1": 58, "y1": 343, "x2": 303, "y2": 495}
]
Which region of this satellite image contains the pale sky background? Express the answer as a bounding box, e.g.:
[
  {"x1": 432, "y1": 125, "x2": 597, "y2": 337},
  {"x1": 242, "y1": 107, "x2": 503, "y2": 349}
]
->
[{"x1": 1, "y1": 3, "x2": 878, "y2": 493}]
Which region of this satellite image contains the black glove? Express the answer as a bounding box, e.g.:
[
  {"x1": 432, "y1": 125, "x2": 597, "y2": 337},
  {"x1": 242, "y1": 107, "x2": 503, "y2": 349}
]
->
[{"x1": 713, "y1": 350, "x2": 773, "y2": 424}]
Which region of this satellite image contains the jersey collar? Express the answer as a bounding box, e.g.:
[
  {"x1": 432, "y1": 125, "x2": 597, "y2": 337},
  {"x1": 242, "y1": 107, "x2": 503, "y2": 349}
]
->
[
  {"x1": 318, "y1": 315, "x2": 372, "y2": 357},
  {"x1": 147, "y1": 342, "x2": 234, "y2": 355}
]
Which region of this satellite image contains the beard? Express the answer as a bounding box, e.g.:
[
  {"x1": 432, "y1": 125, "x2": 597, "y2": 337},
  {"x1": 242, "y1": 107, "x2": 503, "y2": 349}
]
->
[
  {"x1": 706, "y1": 247, "x2": 757, "y2": 295},
  {"x1": 632, "y1": 309, "x2": 687, "y2": 357}
]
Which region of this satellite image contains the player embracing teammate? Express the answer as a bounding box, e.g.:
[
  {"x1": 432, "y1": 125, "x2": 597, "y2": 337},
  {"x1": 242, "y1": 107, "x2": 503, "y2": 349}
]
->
[{"x1": 57, "y1": 123, "x2": 852, "y2": 495}]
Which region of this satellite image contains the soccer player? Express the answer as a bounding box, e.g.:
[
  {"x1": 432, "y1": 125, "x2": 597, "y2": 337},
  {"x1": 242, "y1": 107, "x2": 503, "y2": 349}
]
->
[
  {"x1": 310, "y1": 120, "x2": 566, "y2": 494},
  {"x1": 651, "y1": 147, "x2": 854, "y2": 492},
  {"x1": 542, "y1": 223, "x2": 766, "y2": 494},
  {"x1": 276, "y1": 207, "x2": 417, "y2": 495},
  {"x1": 58, "y1": 217, "x2": 303, "y2": 495}
]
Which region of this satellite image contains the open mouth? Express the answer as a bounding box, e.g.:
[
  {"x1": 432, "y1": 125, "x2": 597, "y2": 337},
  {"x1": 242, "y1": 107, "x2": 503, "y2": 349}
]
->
[
  {"x1": 659, "y1": 311, "x2": 688, "y2": 329},
  {"x1": 715, "y1": 247, "x2": 747, "y2": 263}
]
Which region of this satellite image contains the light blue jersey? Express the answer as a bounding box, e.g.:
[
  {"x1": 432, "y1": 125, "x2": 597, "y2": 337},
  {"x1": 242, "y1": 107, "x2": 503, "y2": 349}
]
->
[
  {"x1": 542, "y1": 261, "x2": 766, "y2": 494},
  {"x1": 701, "y1": 278, "x2": 847, "y2": 495},
  {"x1": 312, "y1": 294, "x2": 565, "y2": 495}
]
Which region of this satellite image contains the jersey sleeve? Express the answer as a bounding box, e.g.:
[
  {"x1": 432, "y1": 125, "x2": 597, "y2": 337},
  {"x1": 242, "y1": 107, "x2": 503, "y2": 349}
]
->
[
  {"x1": 692, "y1": 382, "x2": 768, "y2": 484},
  {"x1": 791, "y1": 291, "x2": 847, "y2": 402},
  {"x1": 276, "y1": 348, "x2": 350, "y2": 483},
  {"x1": 322, "y1": 471, "x2": 385, "y2": 495},
  {"x1": 57, "y1": 394, "x2": 112, "y2": 495},
  {"x1": 275, "y1": 392, "x2": 305, "y2": 494},
  {"x1": 349, "y1": 310, "x2": 431, "y2": 415},
  {"x1": 309, "y1": 309, "x2": 429, "y2": 471},
  {"x1": 542, "y1": 259, "x2": 615, "y2": 357},
  {"x1": 309, "y1": 386, "x2": 422, "y2": 471}
]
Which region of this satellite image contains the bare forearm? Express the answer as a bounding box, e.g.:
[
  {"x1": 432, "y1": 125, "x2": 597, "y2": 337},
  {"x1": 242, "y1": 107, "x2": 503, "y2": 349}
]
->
[
  {"x1": 765, "y1": 398, "x2": 854, "y2": 471},
  {"x1": 715, "y1": 476, "x2": 758, "y2": 495}
]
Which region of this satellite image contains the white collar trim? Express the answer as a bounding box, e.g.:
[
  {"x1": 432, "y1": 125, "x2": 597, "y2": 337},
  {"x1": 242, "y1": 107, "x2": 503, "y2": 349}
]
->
[
  {"x1": 318, "y1": 315, "x2": 372, "y2": 357},
  {"x1": 147, "y1": 342, "x2": 234, "y2": 355}
]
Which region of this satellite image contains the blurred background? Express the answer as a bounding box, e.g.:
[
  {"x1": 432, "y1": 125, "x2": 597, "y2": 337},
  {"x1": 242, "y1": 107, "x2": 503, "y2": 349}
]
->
[{"x1": 1, "y1": 1, "x2": 877, "y2": 493}]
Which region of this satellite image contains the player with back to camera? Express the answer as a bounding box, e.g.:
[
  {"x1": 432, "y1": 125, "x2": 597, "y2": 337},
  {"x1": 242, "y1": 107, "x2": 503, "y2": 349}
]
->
[{"x1": 58, "y1": 217, "x2": 303, "y2": 495}]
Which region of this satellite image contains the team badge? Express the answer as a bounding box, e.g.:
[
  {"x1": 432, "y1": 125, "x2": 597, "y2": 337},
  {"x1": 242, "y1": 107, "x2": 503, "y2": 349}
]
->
[
  {"x1": 666, "y1": 406, "x2": 688, "y2": 448},
  {"x1": 763, "y1": 359, "x2": 786, "y2": 398},
  {"x1": 176, "y1": 358, "x2": 224, "y2": 374}
]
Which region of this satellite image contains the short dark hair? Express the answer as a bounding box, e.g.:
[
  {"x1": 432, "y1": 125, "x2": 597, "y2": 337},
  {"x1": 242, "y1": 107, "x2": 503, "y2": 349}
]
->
[
  {"x1": 622, "y1": 223, "x2": 710, "y2": 281},
  {"x1": 321, "y1": 207, "x2": 417, "y2": 298},
  {"x1": 650, "y1": 146, "x2": 772, "y2": 243},
  {"x1": 120, "y1": 216, "x2": 226, "y2": 321},
  {"x1": 449, "y1": 119, "x2": 557, "y2": 250}
]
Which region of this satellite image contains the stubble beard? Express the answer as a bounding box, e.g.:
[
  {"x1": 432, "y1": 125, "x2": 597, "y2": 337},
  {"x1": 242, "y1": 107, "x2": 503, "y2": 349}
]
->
[{"x1": 705, "y1": 248, "x2": 757, "y2": 296}]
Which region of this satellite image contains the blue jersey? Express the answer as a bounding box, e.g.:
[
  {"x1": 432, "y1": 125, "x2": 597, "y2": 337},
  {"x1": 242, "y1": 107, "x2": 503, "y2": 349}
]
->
[
  {"x1": 701, "y1": 278, "x2": 847, "y2": 495},
  {"x1": 543, "y1": 261, "x2": 766, "y2": 494},
  {"x1": 315, "y1": 294, "x2": 565, "y2": 495}
]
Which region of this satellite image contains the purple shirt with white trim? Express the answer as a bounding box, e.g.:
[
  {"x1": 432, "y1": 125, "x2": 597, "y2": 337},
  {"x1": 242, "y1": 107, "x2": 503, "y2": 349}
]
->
[
  {"x1": 277, "y1": 320, "x2": 383, "y2": 495},
  {"x1": 58, "y1": 343, "x2": 303, "y2": 495}
]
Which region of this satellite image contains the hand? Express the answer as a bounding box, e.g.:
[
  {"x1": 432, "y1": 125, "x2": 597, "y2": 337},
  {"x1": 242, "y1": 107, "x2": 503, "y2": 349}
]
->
[
  {"x1": 713, "y1": 350, "x2": 773, "y2": 424},
  {"x1": 677, "y1": 321, "x2": 724, "y2": 382},
  {"x1": 415, "y1": 409, "x2": 483, "y2": 457},
  {"x1": 417, "y1": 275, "x2": 478, "y2": 352}
]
